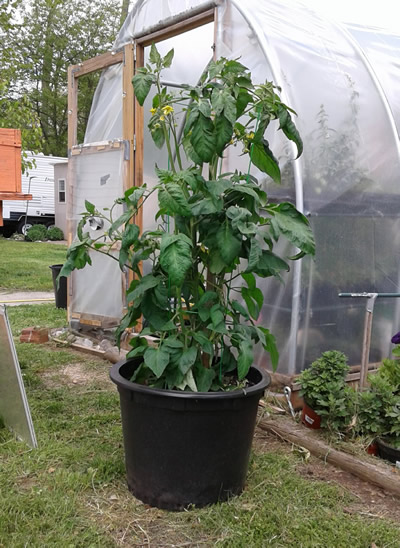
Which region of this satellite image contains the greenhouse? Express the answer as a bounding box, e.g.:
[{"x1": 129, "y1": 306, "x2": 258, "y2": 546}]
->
[{"x1": 67, "y1": 0, "x2": 400, "y2": 374}]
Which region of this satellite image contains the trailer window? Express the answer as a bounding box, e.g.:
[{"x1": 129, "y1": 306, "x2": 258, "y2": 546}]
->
[{"x1": 58, "y1": 179, "x2": 66, "y2": 203}]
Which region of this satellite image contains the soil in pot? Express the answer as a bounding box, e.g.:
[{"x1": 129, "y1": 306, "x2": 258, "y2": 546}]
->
[
  {"x1": 301, "y1": 402, "x2": 322, "y2": 429},
  {"x1": 110, "y1": 358, "x2": 270, "y2": 511}
]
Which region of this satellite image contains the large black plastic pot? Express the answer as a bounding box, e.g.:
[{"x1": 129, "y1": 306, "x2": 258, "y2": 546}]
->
[
  {"x1": 110, "y1": 358, "x2": 270, "y2": 510},
  {"x1": 376, "y1": 437, "x2": 400, "y2": 465}
]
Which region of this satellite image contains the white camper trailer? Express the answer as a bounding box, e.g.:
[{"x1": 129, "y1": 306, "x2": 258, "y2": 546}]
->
[{"x1": 2, "y1": 153, "x2": 66, "y2": 234}]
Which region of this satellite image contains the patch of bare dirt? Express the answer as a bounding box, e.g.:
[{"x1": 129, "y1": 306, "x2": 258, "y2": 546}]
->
[
  {"x1": 41, "y1": 361, "x2": 113, "y2": 390},
  {"x1": 83, "y1": 483, "x2": 213, "y2": 547},
  {"x1": 255, "y1": 426, "x2": 400, "y2": 523}
]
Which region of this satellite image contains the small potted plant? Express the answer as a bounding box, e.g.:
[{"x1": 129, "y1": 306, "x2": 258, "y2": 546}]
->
[
  {"x1": 298, "y1": 350, "x2": 353, "y2": 431},
  {"x1": 61, "y1": 45, "x2": 315, "y2": 509},
  {"x1": 366, "y1": 336, "x2": 400, "y2": 462},
  {"x1": 355, "y1": 375, "x2": 394, "y2": 455}
]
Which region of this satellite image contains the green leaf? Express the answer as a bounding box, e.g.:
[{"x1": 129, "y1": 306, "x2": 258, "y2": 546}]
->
[
  {"x1": 132, "y1": 71, "x2": 153, "y2": 106},
  {"x1": 209, "y1": 250, "x2": 225, "y2": 274},
  {"x1": 109, "y1": 210, "x2": 132, "y2": 234},
  {"x1": 155, "y1": 167, "x2": 174, "y2": 183},
  {"x1": 190, "y1": 197, "x2": 222, "y2": 215},
  {"x1": 190, "y1": 112, "x2": 216, "y2": 163},
  {"x1": 278, "y1": 106, "x2": 303, "y2": 158},
  {"x1": 60, "y1": 243, "x2": 92, "y2": 278},
  {"x1": 237, "y1": 221, "x2": 257, "y2": 235},
  {"x1": 141, "y1": 293, "x2": 170, "y2": 330},
  {"x1": 194, "y1": 365, "x2": 215, "y2": 392},
  {"x1": 242, "y1": 271, "x2": 256, "y2": 290},
  {"x1": 198, "y1": 99, "x2": 211, "y2": 117},
  {"x1": 164, "y1": 337, "x2": 184, "y2": 349},
  {"x1": 149, "y1": 43, "x2": 161, "y2": 65},
  {"x1": 159, "y1": 320, "x2": 177, "y2": 331},
  {"x1": 160, "y1": 233, "x2": 192, "y2": 286},
  {"x1": 184, "y1": 106, "x2": 199, "y2": 136},
  {"x1": 258, "y1": 327, "x2": 279, "y2": 370},
  {"x1": 229, "y1": 185, "x2": 261, "y2": 204},
  {"x1": 144, "y1": 347, "x2": 170, "y2": 378},
  {"x1": 121, "y1": 223, "x2": 139, "y2": 249},
  {"x1": 162, "y1": 48, "x2": 174, "y2": 68},
  {"x1": 127, "y1": 346, "x2": 147, "y2": 360},
  {"x1": 182, "y1": 133, "x2": 203, "y2": 165},
  {"x1": 216, "y1": 220, "x2": 241, "y2": 265},
  {"x1": 250, "y1": 140, "x2": 281, "y2": 183},
  {"x1": 269, "y1": 202, "x2": 315, "y2": 255},
  {"x1": 210, "y1": 303, "x2": 224, "y2": 328},
  {"x1": 211, "y1": 89, "x2": 237, "y2": 125},
  {"x1": 226, "y1": 206, "x2": 252, "y2": 230},
  {"x1": 196, "y1": 291, "x2": 218, "y2": 321},
  {"x1": 178, "y1": 347, "x2": 198, "y2": 374},
  {"x1": 126, "y1": 274, "x2": 160, "y2": 303},
  {"x1": 127, "y1": 186, "x2": 146, "y2": 207},
  {"x1": 119, "y1": 224, "x2": 140, "y2": 269},
  {"x1": 158, "y1": 182, "x2": 191, "y2": 217},
  {"x1": 206, "y1": 320, "x2": 228, "y2": 335},
  {"x1": 237, "y1": 339, "x2": 253, "y2": 380},
  {"x1": 231, "y1": 300, "x2": 249, "y2": 320},
  {"x1": 242, "y1": 286, "x2": 264, "y2": 320},
  {"x1": 85, "y1": 200, "x2": 95, "y2": 214},
  {"x1": 151, "y1": 124, "x2": 165, "y2": 149},
  {"x1": 215, "y1": 115, "x2": 233, "y2": 156},
  {"x1": 205, "y1": 178, "x2": 231, "y2": 198},
  {"x1": 257, "y1": 250, "x2": 289, "y2": 278},
  {"x1": 236, "y1": 90, "x2": 252, "y2": 117},
  {"x1": 222, "y1": 59, "x2": 248, "y2": 74},
  {"x1": 176, "y1": 370, "x2": 198, "y2": 392},
  {"x1": 246, "y1": 238, "x2": 262, "y2": 272},
  {"x1": 193, "y1": 332, "x2": 213, "y2": 355},
  {"x1": 77, "y1": 218, "x2": 86, "y2": 241}
]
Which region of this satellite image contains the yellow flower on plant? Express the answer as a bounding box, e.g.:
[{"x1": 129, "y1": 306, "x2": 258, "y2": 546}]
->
[
  {"x1": 159, "y1": 115, "x2": 165, "y2": 122},
  {"x1": 162, "y1": 105, "x2": 174, "y2": 115},
  {"x1": 150, "y1": 107, "x2": 157, "y2": 115},
  {"x1": 245, "y1": 132, "x2": 255, "y2": 140}
]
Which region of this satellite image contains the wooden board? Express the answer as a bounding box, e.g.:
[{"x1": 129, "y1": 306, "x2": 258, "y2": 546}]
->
[
  {"x1": 0, "y1": 193, "x2": 32, "y2": 200},
  {"x1": 70, "y1": 50, "x2": 123, "y2": 78},
  {"x1": 258, "y1": 416, "x2": 400, "y2": 497},
  {"x1": 70, "y1": 312, "x2": 121, "y2": 329},
  {"x1": 0, "y1": 128, "x2": 21, "y2": 147},
  {"x1": 136, "y1": 9, "x2": 214, "y2": 46},
  {"x1": 0, "y1": 129, "x2": 22, "y2": 193}
]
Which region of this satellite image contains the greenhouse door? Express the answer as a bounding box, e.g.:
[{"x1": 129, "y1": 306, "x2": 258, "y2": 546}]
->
[{"x1": 66, "y1": 6, "x2": 216, "y2": 329}]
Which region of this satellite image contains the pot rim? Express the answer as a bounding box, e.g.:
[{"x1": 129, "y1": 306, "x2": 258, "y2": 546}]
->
[
  {"x1": 110, "y1": 358, "x2": 270, "y2": 400},
  {"x1": 376, "y1": 436, "x2": 400, "y2": 451}
]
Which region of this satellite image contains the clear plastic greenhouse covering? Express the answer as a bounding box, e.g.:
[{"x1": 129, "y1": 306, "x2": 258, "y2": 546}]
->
[{"x1": 73, "y1": 0, "x2": 400, "y2": 374}]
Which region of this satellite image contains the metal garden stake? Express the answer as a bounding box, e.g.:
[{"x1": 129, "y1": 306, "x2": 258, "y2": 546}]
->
[{"x1": 339, "y1": 292, "x2": 400, "y2": 387}]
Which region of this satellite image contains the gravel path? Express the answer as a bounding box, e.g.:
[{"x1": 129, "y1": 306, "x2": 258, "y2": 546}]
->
[{"x1": 0, "y1": 290, "x2": 55, "y2": 306}]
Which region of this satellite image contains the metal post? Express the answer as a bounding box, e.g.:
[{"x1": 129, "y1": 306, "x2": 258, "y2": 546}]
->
[
  {"x1": 339, "y1": 292, "x2": 400, "y2": 388},
  {"x1": 360, "y1": 293, "x2": 378, "y2": 388}
]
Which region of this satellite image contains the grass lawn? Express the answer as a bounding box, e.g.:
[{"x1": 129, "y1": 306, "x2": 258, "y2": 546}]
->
[
  {"x1": 1, "y1": 304, "x2": 400, "y2": 546},
  {"x1": 0, "y1": 237, "x2": 67, "y2": 291}
]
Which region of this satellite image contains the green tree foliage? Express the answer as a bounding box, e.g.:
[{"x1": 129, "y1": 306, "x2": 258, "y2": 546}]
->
[{"x1": 3, "y1": 0, "x2": 123, "y2": 158}]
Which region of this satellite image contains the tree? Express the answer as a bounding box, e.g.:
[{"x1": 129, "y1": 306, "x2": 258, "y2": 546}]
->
[
  {"x1": 4, "y1": 0, "x2": 123, "y2": 157},
  {"x1": 0, "y1": 0, "x2": 43, "y2": 172}
]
